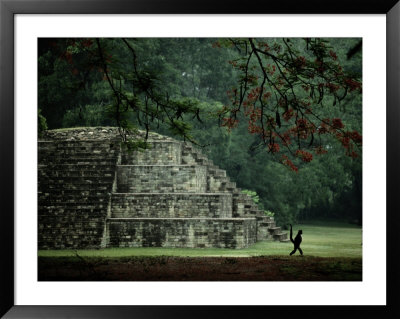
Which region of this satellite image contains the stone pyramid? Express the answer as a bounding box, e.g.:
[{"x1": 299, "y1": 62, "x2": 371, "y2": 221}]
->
[{"x1": 38, "y1": 127, "x2": 288, "y2": 249}]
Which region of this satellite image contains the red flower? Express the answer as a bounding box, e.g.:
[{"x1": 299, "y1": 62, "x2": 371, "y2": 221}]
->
[
  {"x1": 280, "y1": 131, "x2": 292, "y2": 145},
  {"x1": 294, "y1": 56, "x2": 306, "y2": 68},
  {"x1": 344, "y1": 78, "x2": 362, "y2": 92},
  {"x1": 315, "y1": 146, "x2": 328, "y2": 155},
  {"x1": 340, "y1": 136, "x2": 350, "y2": 148},
  {"x1": 221, "y1": 117, "x2": 238, "y2": 131},
  {"x1": 282, "y1": 155, "x2": 298, "y2": 173},
  {"x1": 283, "y1": 109, "x2": 294, "y2": 122},
  {"x1": 332, "y1": 118, "x2": 344, "y2": 129},
  {"x1": 263, "y1": 92, "x2": 272, "y2": 100},
  {"x1": 315, "y1": 59, "x2": 325, "y2": 73},
  {"x1": 247, "y1": 121, "x2": 263, "y2": 134},
  {"x1": 350, "y1": 151, "x2": 359, "y2": 158},
  {"x1": 269, "y1": 65, "x2": 276, "y2": 76},
  {"x1": 296, "y1": 118, "x2": 308, "y2": 130},
  {"x1": 349, "y1": 131, "x2": 362, "y2": 144},
  {"x1": 296, "y1": 150, "x2": 313, "y2": 162},
  {"x1": 325, "y1": 82, "x2": 340, "y2": 93},
  {"x1": 268, "y1": 143, "x2": 280, "y2": 153}
]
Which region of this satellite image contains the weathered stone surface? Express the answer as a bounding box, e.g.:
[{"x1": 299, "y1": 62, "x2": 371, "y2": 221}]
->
[
  {"x1": 38, "y1": 127, "x2": 287, "y2": 250},
  {"x1": 106, "y1": 218, "x2": 257, "y2": 249},
  {"x1": 111, "y1": 193, "x2": 232, "y2": 218},
  {"x1": 121, "y1": 141, "x2": 182, "y2": 165},
  {"x1": 116, "y1": 165, "x2": 207, "y2": 193}
]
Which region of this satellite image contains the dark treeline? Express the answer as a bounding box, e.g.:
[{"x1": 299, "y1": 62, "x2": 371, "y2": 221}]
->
[{"x1": 38, "y1": 38, "x2": 362, "y2": 227}]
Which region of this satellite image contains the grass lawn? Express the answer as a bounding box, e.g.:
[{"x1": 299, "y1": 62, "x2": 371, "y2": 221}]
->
[{"x1": 38, "y1": 221, "x2": 362, "y2": 258}]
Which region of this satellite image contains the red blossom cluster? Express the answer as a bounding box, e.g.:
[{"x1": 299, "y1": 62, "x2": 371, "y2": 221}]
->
[
  {"x1": 269, "y1": 65, "x2": 276, "y2": 76},
  {"x1": 228, "y1": 60, "x2": 238, "y2": 67},
  {"x1": 337, "y1": 130, "x2": 362, "y2": 156},
  {"x1": 283, "y1": 108, "x2": 294, "y2": 121},
  {"x1": 305, "y1": 107, "x2": 313, "y2": 114},
  {"x1": 329, "y1": 50, "x2": 338, "y2": 60},
  {"x1": 325, "y1": 82, "x2": 341, "y2": 93},
  {"x1": 248, "y1": 121, "x2": 263, "y2": 134},
  {"x1": 295, "y1": 118, "x2": 316, "y2": 139},
  {"x1": 248, "y1": 107, "x2": 262, "y2": 121},
  {"x1": 318, "y1": 119, "x2": 330, "y2": 134},
  {"x1": 349, "y1": 131, "x2": 362, "y2": 144},
  {"x1": 299, "y1": 99, "x2": 312, "y2": 107},
  {"x1": 221, "y1": 117, "x2": 238, "y2": 131},
  {"x1": 294, "y1": 56, "x2": 306, "y2": 68},
  {"x1": 217, "y1": 38, "x2": 363, "y2": 171},
  {"x1": 246, "y1": 87, "x2": 261, "y2": 103},
  {"x1": 296, "y1": 118, "x2": 308, "y2": 130},
  {"x1": 268, "y1": 143, "x2": 280, "y2": 153},
  {"x1": 296, "y1": 149, "x2": 313, "y2": 162},
  {"x1": 315, "y1": 59, "x2": 325, "y2": 73},
  {"x1": 340, "y1": 135, "x2": 351, "y2": 148},
  {"x1": 244, "y1": 103, "x2": 263, "y2": 135},
  {"x1": 280, "y1": 131, "x2": 291, "y2": 145},
  {"x1": 316, "y1": 118, "x2": 362, "y2": 158},
  {"x1": 263, "y1": 92, "x2": 272, "y2": 101},
  {"x1": 265, "y1": 117, "x2": 276, "y2": 129},
  {"x1": 344, "y1": 78, "x2": 362, "y2": 92},
  {"x1": 226, "y1": 88, "x2": 238, "y2": 99},
  {"x1": 282, "y1": 155, "x2": 298, "y2": 173},
  {"x1": 246, "y1": 74, "x2": 259, "y2": 85},
  {"x1": 332, "y1": 118, "x2": 344, "y2": 129},
  {"x1": 350, "y1": 151, "x2": 359, "y2": 158},
  {"x1": 314, "y1": 146, "x2": 328, "y2": 155}
]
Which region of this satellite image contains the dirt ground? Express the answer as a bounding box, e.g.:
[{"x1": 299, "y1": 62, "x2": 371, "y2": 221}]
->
[{"x1": 38, "y1": 256, "x2": 362, "y2": 281}]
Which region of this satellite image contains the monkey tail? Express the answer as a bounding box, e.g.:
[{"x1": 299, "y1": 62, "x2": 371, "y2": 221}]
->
[{"x1": 289, "y1": 224, "x2": 294, "y2": 243}]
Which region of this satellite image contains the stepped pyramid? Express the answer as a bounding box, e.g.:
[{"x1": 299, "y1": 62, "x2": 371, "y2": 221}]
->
[{"x1": 38, "y1": 127, "x2": 288, "y2": 249}]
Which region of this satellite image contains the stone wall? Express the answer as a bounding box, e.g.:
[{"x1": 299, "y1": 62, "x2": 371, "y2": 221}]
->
[
  {"x1": 106, "y1": 218, "x2": 257, "y2": 249},
  {"x1": 121, "y1": 141, "x2": 182, "y2": 165},
  {"x1": 38, "y1": 139, "x2": 119, "y2": 249},
  {"x1": 116, "y1": 165, "x2": 207, "y2": 193},
  {"x1": 111, "y1": 193, "x2": 232, "y2": 218}
]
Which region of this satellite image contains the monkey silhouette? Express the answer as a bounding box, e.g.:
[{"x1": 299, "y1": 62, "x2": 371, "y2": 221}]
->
[{"x1": 289, "y1": 224, "x2": 303, "y2": 256}]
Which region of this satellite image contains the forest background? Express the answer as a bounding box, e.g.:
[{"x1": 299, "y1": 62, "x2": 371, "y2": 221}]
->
[{"x1": 38, "y1": 37, "x2": 362, "y2": 228}]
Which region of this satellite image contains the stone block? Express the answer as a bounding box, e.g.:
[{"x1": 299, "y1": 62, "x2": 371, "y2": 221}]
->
[{"x1": 116, "y1": 165, "x2": 207, "y2": 193}]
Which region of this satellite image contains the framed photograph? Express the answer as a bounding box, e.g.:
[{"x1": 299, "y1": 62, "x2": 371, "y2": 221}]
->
[{"x1": 1, "y1": 0, "x2": 399, "y2": 317}]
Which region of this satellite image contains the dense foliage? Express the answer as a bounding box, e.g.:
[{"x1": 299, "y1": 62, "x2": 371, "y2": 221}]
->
[{"x1": 38, "y1": 38, "x2": 362, "y2": 226}]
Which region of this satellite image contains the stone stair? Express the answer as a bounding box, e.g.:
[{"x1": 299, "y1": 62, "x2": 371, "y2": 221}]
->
[
  {"x1": 104, "y1": 138, "x2": 257, "y2": 248},
  {"x1": 38, "y1": 139, "x2": 120, "y2": 249},
  {"x1": 180, "y1": 142, "x2": 288, "y2": 241}
]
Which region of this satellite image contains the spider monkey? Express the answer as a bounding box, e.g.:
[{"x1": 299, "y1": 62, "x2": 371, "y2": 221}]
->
[{"x1": 289, "y1": 224, "x2": 303, "y2": 256}]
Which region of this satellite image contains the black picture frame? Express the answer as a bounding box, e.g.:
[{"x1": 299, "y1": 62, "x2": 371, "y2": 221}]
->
[{"x1": 1, "y1": 0, "x2": 399, "y2": 318}]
